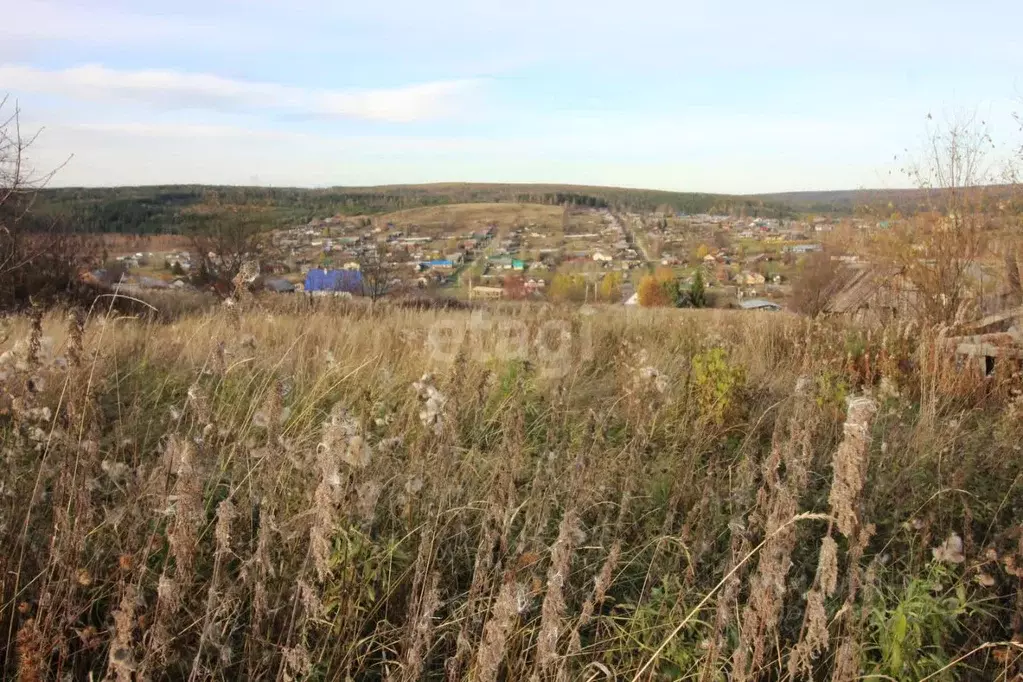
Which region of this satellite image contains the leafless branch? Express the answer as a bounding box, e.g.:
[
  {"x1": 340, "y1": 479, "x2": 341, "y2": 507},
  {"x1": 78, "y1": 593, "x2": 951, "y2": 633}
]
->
[
  {"x1": 358, "y1": 248, "x2": 399, "y2": 302},
  {"x1": 1, "y1": 95, "x2": 95, "y2": 309}
]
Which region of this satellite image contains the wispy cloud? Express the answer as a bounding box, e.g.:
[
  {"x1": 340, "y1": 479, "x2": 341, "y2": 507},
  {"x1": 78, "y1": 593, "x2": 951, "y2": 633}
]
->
[
  {"x1": 68, "y1": 122, "x2": 299, "y2": 139},
  {"x1": 0, "y1": 64, "x2": 483, "y2": 123}
]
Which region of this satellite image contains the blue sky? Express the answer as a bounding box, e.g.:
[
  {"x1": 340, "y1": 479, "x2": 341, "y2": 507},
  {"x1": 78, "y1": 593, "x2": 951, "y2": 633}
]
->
[{"x1": 2, "y1": 0, "x2": 1021, "y2": 192}]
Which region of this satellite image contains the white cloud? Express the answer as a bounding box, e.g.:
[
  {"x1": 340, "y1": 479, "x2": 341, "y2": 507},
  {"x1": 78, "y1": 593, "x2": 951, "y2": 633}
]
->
[
  {"x1": 0, "y1": 64, "x2": 482, "y2": 123},
  {"x1": 47, "y1": 120, "x2": 512, "y2": 155}
]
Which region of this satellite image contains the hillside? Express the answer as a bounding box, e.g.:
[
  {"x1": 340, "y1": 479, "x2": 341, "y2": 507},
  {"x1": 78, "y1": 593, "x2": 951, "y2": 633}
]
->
[
  {"x1": 377, "y1": 202, "x2": 565, "y2": 233},
  {"x1": 33, "y1": 181, "x2": 1022, "y2": 236},
  {"x1": 32, "y1": 183, "x2": 795, "y2": 235},
  {"x1": 754, "y1": 184, "x2": 1020, "y2": 214}
]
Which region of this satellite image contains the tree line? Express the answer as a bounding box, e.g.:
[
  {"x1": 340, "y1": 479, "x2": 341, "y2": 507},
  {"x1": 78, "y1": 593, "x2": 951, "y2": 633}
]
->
[{"x1": 27, "y1": 184, "x2": 797, "y2": 236}]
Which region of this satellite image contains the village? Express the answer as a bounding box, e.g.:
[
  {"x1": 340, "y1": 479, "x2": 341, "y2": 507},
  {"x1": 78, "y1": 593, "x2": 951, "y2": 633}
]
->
[{"x1": 96, "y1": 202, "x2": 906, "y2": 312}]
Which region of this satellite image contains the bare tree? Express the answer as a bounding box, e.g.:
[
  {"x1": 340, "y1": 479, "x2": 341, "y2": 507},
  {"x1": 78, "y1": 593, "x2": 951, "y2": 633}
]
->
[
  {"x1": 186, "y1": 191, "x2": 273, "y2": 292},
  {"x1": 791, "y1": 249, "x2": 853, "y2": 317},
  {"x1": 189, "y1": 222, "x2": 267, "y2": 289},
  {"x1": 878, "y1": 113, "x2": 994, "y2": 323},
  {"x1": 0, "y1": 96, "x2": 92, "y2": 310},
  {"x1": 907, "y1": 113, "x2": 993, "y2": 211},
  {"x1": 357, "y1": 248, "x2": 399, "y2": 302},
  {"x1": 2, "y1": 96, "x2": 44, "y2": 277},
  {"x1": 1006, "y1": 108, "x2": 1023, "y2": 305}
]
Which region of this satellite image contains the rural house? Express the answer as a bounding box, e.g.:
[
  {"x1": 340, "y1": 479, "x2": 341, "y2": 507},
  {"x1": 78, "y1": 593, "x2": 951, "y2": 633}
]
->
[
  {"x1": 304, "y1": 268, "x2": 363, "y2": 295},
  {"x1": 736, "y1": 271, "x2": 766, "y2": 286},
  {"x1": 470, "y1": 285, "x2": 504, "y2": 300},
  {"x1": 422, "y1": 259, "x2": 454, "y2": 270}
]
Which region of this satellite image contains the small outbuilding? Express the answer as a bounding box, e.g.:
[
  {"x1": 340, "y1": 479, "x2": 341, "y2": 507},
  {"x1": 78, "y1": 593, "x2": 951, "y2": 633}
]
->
[
  {"x1": 264, "y1": 278, "x2": 296, "y2": 293},
  {"x1": 740, "y1": 298, "x2": 782, "y2": 312}
]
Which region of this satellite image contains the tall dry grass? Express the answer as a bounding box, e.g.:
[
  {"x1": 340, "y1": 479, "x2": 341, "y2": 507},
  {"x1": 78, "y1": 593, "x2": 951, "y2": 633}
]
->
[{"x1": 1, "y1": 300, "x2": 1022, "y2": 680}]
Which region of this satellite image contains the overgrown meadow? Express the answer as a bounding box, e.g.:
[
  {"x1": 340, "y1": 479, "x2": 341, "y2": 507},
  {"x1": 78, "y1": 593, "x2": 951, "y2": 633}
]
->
[{"x1": 1, "y1": 300, "x2": 1022, "y2": 680}]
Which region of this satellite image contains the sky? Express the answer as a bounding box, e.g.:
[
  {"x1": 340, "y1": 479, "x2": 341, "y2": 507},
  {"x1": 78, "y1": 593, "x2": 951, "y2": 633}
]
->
[{"x1": 1, "y1": 0, "x2": 1021, "y2": 193}]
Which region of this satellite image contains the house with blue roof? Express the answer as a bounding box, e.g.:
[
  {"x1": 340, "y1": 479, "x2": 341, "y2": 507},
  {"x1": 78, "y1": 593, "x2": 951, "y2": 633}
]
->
[
  {"x1": 421, "y1": 259, "x2": 454, "y2": 270},
  {"x1": 304, "y1": 268, "x2": 363, "y2": 295}
]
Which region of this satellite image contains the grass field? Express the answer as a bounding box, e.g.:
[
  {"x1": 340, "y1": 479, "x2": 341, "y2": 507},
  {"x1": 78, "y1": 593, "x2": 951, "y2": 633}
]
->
[
  {"x1": 1, "y1": 300, "x2": 1022, "y2": 680},
  {"x1": 377, "y1": 203, "x2": 566, "y2": 237},
  {"x1": 100, "y1": 234, "x2": 193, "y2": 256}
]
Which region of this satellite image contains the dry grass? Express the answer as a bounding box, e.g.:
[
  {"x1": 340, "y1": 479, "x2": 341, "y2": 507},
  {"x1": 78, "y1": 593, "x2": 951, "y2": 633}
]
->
[
  {"x1": 100, "y1": 234, "x2": 193, "y2": 257},
  {"x1": 1, "y1": 301, "x2": 1022, "y2": 680},
  {"x1": 378, "y1": 203, "x2": 564, "y2": 235}
]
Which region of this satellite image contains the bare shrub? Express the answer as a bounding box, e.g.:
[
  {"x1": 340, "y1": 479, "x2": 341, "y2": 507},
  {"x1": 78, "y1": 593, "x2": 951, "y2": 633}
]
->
[
  {"x1": 358, "y1": 248, "x2": 401, "y2": 302},
  {"x1": 791, "y1": 249, "x2": 854, "y2": 317},
  {"x1": 875, "y1": 114, "x2": 995, "y2": 323},
  {"x1": 0, "y1": 97, "x2": 99, "y2": 310}
]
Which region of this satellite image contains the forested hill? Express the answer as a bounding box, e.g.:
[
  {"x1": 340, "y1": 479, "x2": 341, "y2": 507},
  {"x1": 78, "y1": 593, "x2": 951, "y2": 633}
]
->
[
  {"x1": 753, "y1": 185, "x2": 1019, "y2": 214},
  {"x1": 32, "y1": 183, "x2": 796, "y2": 235}
]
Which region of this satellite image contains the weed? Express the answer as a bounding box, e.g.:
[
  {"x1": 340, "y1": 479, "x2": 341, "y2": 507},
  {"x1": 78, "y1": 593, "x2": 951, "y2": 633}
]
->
[{"x1": 0, "y1": 305, "x2": 1017, "y2": 680}]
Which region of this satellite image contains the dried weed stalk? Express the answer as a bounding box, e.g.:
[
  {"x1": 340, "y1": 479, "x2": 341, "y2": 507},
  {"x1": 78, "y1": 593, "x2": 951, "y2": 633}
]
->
[
  {"x1": 734, "y1": 376, "x2": 817, "y2": 677},
  {"x1": 532, "y1": 508, "x2": 581, "y2": 680}
]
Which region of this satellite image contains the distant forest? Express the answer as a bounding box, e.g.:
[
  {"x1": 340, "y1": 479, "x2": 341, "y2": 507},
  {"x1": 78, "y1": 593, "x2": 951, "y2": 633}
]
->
[
  {"x1": 30, "y1": 183, "x2": 802, "y2": 235},
  {"x1": 29, "y1": 181, "x2": 1000, "y2": 236},
  {"x1": 753, "y1": 185, "x2": 1021, "y2": 215}
]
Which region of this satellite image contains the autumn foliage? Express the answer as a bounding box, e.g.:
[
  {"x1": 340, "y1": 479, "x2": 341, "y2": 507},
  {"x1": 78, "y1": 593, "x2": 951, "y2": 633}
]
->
[
  {"x1": 637, "y1": 274, "x2": 671, "y2": 307},
  {"x1": 637, "y1": 267, "x2": 677, "y2": 307},
  {"x1": 548, "y1": 273, "x2": 587, "y2": 301},
  {"x1": 596, "y1": 272, "x2": 622, "y2": 302},
  {"x1": 503, "y1": 273, "x2": 528, "y2": 300}
]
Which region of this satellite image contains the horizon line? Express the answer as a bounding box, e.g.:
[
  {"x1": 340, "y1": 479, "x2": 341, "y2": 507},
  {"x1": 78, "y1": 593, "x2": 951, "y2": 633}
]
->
[{"x1": 39, "y1": 180, "x2": 940, "y2": 198}]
